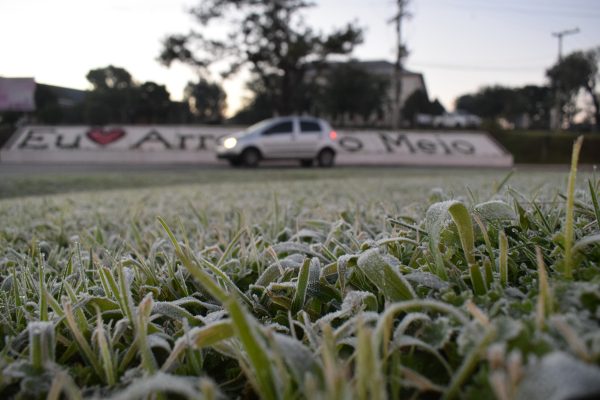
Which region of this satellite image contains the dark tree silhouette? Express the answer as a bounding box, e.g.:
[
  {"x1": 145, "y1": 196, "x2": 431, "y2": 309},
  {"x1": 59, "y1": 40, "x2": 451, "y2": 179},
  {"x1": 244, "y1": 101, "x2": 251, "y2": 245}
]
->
[
  {"x1": 158, "y1": 0, "x2": 363, "y2": 115},
  {"x1": 184, "y1": 79, "x2": 227, "y2": 123},
  {"x1": 547, "y1": 49, "x2": 599, "y2": 131}
]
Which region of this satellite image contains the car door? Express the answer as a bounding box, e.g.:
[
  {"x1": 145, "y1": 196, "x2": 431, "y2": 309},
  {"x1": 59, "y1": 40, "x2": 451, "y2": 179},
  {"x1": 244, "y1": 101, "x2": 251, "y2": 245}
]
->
[
  {"x1": 259, "y1": 119, "x2": 295, "y2": 158},
  {"x1": 295, "y1": 118, "x2": 322, "y2": 157}
]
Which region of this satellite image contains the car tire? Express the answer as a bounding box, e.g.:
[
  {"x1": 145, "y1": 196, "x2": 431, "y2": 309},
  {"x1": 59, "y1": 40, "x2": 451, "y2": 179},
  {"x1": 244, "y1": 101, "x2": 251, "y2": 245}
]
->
[
  {"x1": 300, "y1": 159, "x2": 313, "y2": 168},
  {"x1": 317, "y1": 149, "x2": 335, "y2": 168},
  {"x1": 241, "y1": 148, "x2": 260, "y2": 168}
]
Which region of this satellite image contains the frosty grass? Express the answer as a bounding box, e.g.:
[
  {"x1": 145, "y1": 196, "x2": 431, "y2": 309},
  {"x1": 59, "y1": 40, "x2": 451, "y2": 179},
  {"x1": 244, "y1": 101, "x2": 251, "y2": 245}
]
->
[{"x1": 1, "y1": 163, "x2": 600, "y2": 399}]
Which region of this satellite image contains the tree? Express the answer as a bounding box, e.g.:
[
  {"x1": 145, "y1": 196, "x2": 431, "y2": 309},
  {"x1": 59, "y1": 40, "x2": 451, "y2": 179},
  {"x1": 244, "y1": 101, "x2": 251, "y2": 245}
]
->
[
  {"x1": 516, "y1": 85, "x2": 553, "y2": 129},
  {"x1": 315, "y1": 63, "x2": 389, "y2": 125},
  {"x1": 429, "y1": 98, "x2": 446, "y2": 116},
  {"x1": 231, "y1": 78, "x2": 274, "y2": 124},
  {"x1": 456, "y1": 86, "x2": 512, "y2": 119},
  {"x1": 159, "y1": 0, "x2": 363, "y2": 116},
  {"x1": 84, "y1": 65, "x2": 137, "y2": 124},
  {"x1": 184, "y1": 79, "x2": 227, "y2": 123},
  {"x1": 402, "y1": 90, "x2": 430, "y2": 125},
  {"x1": 455, "y1": 85, "x2": 552, "y2": 129},
  {"x1": 86, "y1": 65, "x2": 134, "y2": 91},
  {"x1": 547, "y1": 49, "x2": 599, "y2": 131},
  {"x1": 133, "y1": 82, "x2": 172, "y2": 123}
]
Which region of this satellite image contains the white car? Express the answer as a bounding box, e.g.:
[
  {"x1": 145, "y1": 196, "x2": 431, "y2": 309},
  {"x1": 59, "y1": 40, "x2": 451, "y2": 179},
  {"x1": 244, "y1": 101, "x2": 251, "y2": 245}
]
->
[{"x1": 216, "y1": 116, "x2": 338, "y2": 167}]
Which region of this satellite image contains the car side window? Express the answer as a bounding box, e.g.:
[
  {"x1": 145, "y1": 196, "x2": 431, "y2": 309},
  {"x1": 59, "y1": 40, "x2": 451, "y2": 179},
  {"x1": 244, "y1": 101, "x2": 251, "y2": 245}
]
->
[
  {"x1": 263, "y1": 121, "x2": 293, "y2": 135},
  {"x1": 300, "y1": 120, "x2": 321, "y2": 133}
]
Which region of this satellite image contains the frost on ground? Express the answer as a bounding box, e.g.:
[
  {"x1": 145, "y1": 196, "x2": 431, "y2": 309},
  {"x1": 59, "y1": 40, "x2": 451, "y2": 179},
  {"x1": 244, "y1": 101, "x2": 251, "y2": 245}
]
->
[{"x1": 0, "y1": 170, "x2": 599, "y2": 399}]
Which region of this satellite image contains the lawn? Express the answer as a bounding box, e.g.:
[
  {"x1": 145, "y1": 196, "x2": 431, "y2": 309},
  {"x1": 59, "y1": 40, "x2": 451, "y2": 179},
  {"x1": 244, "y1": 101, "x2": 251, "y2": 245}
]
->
[{"x1": 0, "y1": 165, "x2": 599, "y2": 399}]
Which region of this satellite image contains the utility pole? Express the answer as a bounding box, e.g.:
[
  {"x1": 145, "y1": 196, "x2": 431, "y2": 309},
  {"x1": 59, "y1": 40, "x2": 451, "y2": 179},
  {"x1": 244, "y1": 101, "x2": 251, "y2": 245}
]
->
[
  {"x1": 552, "y1": 28, "x2": 579, "y2": 61},
  {"x1": 550, "y1": 27, "x2": 580, "y2": 131},
  {"x1": 390, "y1": 0, "x2": 409, "y2": 130}
]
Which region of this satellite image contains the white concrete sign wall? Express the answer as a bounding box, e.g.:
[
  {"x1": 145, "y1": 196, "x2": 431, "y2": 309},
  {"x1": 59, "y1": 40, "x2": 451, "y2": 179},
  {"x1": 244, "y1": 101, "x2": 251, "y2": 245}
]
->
[{"x1": 0, "y1": 125, "x2": 513, "y2": 167}]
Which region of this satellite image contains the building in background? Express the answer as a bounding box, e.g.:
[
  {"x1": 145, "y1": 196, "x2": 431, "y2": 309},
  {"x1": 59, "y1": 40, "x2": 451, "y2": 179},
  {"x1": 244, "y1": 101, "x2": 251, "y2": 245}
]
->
[{"x1": 0, "y1": 77, "x2": 36, "y2": 112}]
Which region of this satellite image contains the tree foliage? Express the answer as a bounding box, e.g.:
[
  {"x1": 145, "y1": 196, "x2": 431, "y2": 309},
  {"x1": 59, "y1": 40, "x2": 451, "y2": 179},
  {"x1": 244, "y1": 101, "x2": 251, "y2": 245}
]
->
[
  {"x1": 402, "y1": 89, "x2": 445, "y2": 126},
  {"x1": 547, "y1": 49, "x2": 599, "y2": 130},
  {"x1": 456, "y1": 85, "x2": 552, "y2": 129},
  {"x1": 84, "y1": 65, "x2": 137, "y2": 124},
  {"x1": 184, "y1": 79, "x2": 227, "y2": 123},
  {"x1": 134, "y1": 82, "x2": 172, "y2": 124},
  {"x1": 83, "y1": 66, "x2": 188, "y2": 125},
  {"x1": 159, "y1": 0, "x2": 363, "y2": 115},
  {"x1": 316, "y1": 63, "x2": 389, "y2": 123}
]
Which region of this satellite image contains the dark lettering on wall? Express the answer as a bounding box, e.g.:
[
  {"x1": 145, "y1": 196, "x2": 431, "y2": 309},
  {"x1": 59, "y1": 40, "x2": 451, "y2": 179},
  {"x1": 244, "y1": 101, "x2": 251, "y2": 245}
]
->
[
  {"x1": 131, "y1": 129, "x2": 172, "y2": 150},
  {"x1": 56, "y1": 134, "x2": 81, "y2": 149},
  {"x1": 378, "y1": 132, "x2": 415, "y2": 153},
  {"x1": 416, "y1": 139, "x2": 437, "y2": 154},
  {"x1": 18, "y1": 129, "x2": 50, "y2": 150},
  {"x1": 435, "y1": 136, "x2": 453, "y2": 155},
  {"x1": 338, "y1": 136, "x2": 363, "y2": 152},
  {"x1": 176, "y1": 133, "x2": 215, "y2": 150},
  {"x1": 452, "y1": 140, "x2": 475, "y2": 155},
  {"x1": 196, "y1": 134, "x2": 214, "y2": 151},
  {"x1": 177, "y1": 134, "x2": 195, "y2": 150}
]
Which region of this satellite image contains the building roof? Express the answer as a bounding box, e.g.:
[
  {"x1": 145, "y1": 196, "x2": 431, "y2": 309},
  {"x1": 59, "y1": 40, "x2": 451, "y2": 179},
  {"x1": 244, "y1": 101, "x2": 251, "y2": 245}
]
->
[{"x1": 350, "y1": 60, "x2": 421, "y2": 76}]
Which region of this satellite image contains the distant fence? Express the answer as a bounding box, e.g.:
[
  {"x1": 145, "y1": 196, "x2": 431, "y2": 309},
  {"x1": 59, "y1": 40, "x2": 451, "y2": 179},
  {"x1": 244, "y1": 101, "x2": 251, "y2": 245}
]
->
[
  {"x1": 0, "y1": 125, "x2": 513, "y2": 167},
  {"x1": 490, "y1": 130, "x2": 600, "y2": 164}
]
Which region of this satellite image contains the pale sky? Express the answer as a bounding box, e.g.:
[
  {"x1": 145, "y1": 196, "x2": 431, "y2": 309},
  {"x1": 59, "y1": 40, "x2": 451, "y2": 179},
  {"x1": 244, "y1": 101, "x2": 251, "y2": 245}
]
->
[{"x1": 1, "y1": 0, "x2": 599, "y2": 115}]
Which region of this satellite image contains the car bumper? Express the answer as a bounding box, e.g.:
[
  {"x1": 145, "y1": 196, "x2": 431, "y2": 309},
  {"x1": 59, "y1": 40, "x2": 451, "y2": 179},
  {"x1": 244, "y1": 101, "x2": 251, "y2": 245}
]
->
[
  {"x1": 217, "y1": 153, "x2": 239, "y2": 160},
  {"x1": 216, "y1": 146, "x2": 242, "y2": 159}
]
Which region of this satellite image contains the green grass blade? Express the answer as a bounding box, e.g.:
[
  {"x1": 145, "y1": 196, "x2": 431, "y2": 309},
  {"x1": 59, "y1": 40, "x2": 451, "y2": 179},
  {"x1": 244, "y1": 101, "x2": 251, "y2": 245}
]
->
[
  {"x1": 535, "y1": 247, "x2": 553, "y2": 329},
  {"x1": 447, "y1": 202, "x2": 476, "y2": 266},
  {"x1": 94, "y1": 306, "x2": 117, "y2": 385},
  {"x1": 291, "y1": 258, "x2": 311, "y2": 314},
  {"x1": 62, "y1": 300, "x2": 104, "y2": 380},
  {"x1": 162, "y1": 320, "x2": 234, "y2": 372},
  {"x1": 159, "y1": 217, "x2": 279, "y2": 399},
  {"x1": 499, "y1": 230, "x2": 509, "y2": 287},
  {"x1": 469, "y1": 263, "x2": 487, "y2": 295},
  {"x1": 588, "y1": 178, "x2": 600, "y2": 228},
  {"x1": 357, "y1": 248, "x2": 415, "y2": 301},
  {"x1": 135, "y1": 294, "x2": 158, "y2": 374},
  {"x1": 563, "y1": 136, "x2": 583, "y2": 278}
]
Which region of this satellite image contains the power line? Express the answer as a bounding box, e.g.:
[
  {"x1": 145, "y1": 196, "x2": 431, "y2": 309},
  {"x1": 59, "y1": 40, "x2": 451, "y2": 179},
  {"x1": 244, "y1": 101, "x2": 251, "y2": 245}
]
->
[
  {"x1": 445, "y1": 0, "x2": 600, "y2": 13},
  {"x1": 407, "y1": 61, "x2": 548, "y2": 72},
  {"x1": 439, "y1": 0, "x2": 600, "y2": 13},
  {"x1": 435, "y1": 0, "x2": 600, "y2": 19}
]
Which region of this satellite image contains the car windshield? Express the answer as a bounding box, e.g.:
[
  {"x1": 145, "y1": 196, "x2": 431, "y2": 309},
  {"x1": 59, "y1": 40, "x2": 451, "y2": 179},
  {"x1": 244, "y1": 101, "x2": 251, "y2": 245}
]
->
[{"x1": 245, "y1": 119, "x2": 273, "y2": 133}]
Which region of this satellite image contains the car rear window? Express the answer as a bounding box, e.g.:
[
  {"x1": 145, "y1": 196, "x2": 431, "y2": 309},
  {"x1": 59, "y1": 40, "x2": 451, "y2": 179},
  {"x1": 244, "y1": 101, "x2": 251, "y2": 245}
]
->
[
  {"x1": 300, "y1": 120, "x2": 321, "y2": 133},
  {"x1": 263, "y1": 121, "x2": 293, "y2": 135}
]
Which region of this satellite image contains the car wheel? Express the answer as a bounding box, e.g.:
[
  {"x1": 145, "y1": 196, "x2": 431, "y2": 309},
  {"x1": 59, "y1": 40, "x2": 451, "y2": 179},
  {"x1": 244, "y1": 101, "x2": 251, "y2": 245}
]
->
[
  {"x1": 241, "y1": 148, "x2": 260, "y2": 167},
  {"x1": 300, "y1": 159, "x2": 313, "y2": 168},
  {"x1": 317, "y1": 149, "x2": 335, "y2": 168}
]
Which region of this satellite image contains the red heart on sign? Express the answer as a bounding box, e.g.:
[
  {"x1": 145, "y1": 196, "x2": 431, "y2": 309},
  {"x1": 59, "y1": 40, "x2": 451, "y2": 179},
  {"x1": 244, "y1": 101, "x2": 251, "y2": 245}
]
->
[{"x1": 86, "y1": 128, "x2": 126, "y2": 146}]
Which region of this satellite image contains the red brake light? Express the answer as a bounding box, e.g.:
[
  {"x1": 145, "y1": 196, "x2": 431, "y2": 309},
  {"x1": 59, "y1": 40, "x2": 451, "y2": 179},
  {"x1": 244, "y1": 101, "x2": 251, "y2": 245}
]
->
[{"x1": 329, "y1": 130, "x2": 337, "y2": 140}]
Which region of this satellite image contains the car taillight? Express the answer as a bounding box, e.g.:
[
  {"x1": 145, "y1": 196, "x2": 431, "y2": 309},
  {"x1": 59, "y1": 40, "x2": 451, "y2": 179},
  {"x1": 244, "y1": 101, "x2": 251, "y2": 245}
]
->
[{"x1": 329, "y1": 130, "x2": 337, "y2": 140}]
